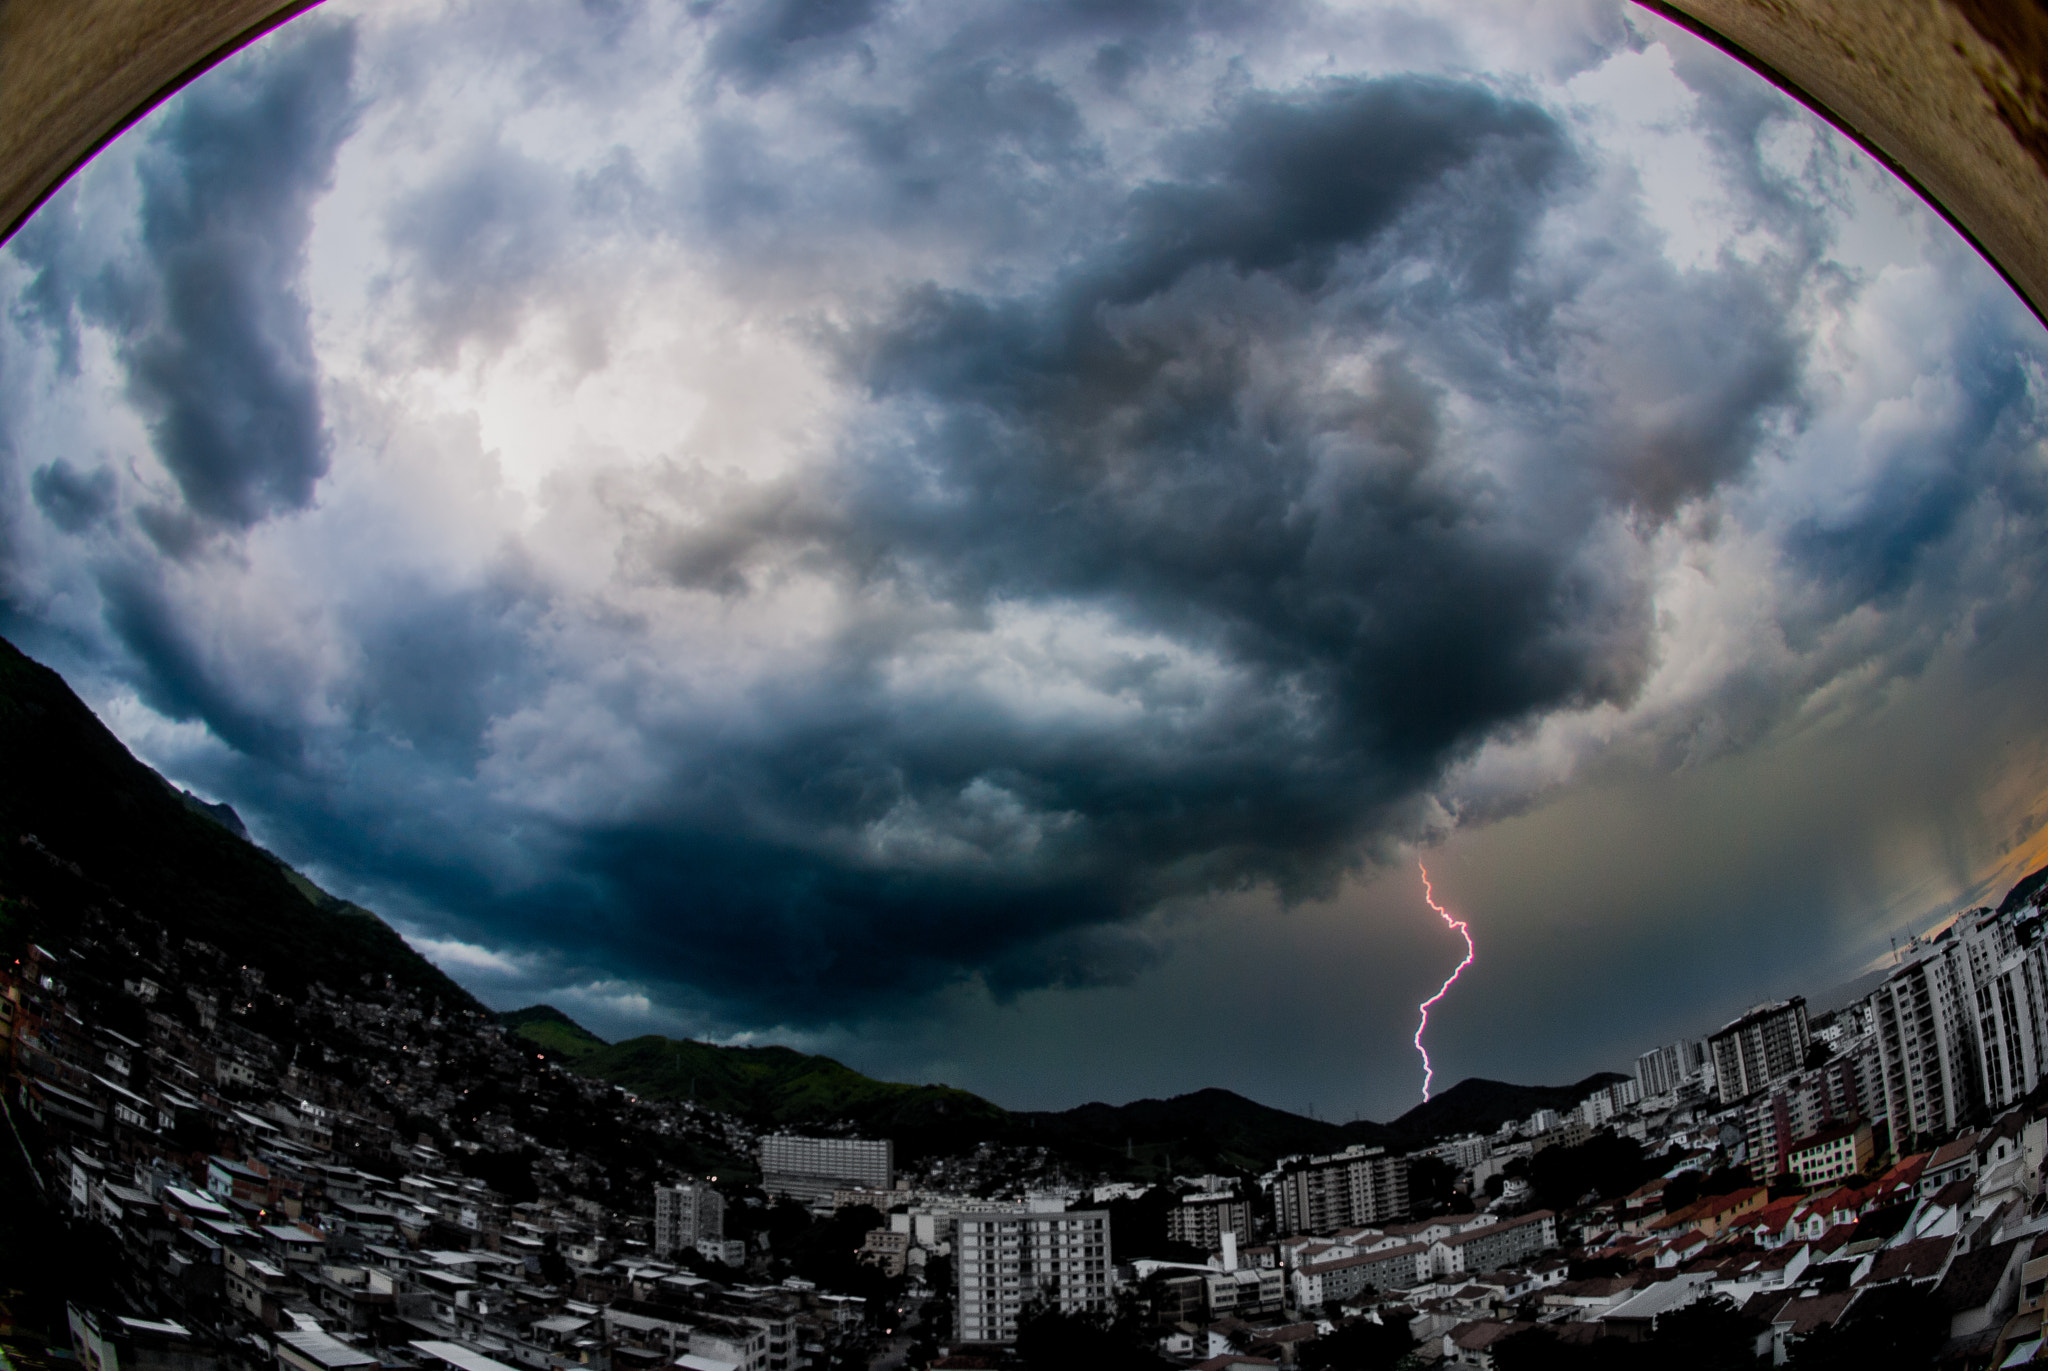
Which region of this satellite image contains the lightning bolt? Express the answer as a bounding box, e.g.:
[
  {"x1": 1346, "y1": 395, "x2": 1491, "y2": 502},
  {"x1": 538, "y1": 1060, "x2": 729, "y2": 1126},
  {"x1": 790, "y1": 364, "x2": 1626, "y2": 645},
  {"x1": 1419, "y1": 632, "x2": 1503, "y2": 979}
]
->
[{"x1": 1413, "y1": 860, "x2": 1475, "y2": 1102}]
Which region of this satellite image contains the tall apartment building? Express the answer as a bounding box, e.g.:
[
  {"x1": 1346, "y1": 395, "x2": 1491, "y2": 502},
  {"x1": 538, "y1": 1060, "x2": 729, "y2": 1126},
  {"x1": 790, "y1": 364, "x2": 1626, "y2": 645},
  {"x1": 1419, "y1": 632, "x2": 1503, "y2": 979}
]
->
[
  {"x1": 956, "y1": 1208, "x2": 1112, "y2": 1345},
  {"x1": 758, "y1": 1136, "x2": 893, "y2": 1205},
  {"x1": 1871, "y1": 908, "x2": 2048, "y2": 1147},
  {"x1": 1165, "y1": 1192, "x2": 1252, "y2": 1253},
  {"x1": 653, "y1": 1182, "x2": 725, "y2": 1259},
  {"x1": 1742, "y1": 1038, "x2": 1883, "y2": 1177},
  {"x1": 1636, "y1": 1039, "x2": 1709, "y2": 1099},
  {"x1": 1709, "y1": 998, "x2": 1811, "y2": 1104},
  {"x1": 1273, "y1": 1146, "x2": 1409, "y2": 1235}
]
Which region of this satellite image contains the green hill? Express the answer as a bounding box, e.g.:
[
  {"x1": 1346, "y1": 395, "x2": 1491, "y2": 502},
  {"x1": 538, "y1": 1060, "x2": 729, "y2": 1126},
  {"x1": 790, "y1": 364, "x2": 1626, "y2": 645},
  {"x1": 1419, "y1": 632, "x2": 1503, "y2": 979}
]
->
[
  {"x1": 501, "y1": 1004, "x2": 610, "y2": 1060},
  {"x1": 494, "y1": 1009, "x2": 1011, "y2": 1160},
  {"x1": 0, "y1": 634, "x2": 476, "y2": 1008}
]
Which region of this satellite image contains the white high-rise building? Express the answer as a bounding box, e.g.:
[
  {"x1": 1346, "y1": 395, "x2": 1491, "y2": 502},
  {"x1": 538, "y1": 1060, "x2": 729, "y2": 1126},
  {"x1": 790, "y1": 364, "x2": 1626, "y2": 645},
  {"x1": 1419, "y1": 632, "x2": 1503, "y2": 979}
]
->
[
  {"x1": 653, "y1": 1182, "x2": 725, "y2": 1259},
  {"x1": 1272, "y1": 1146, "x2": 1409, "y2": 1235},
  {"x1": 1709, "y1": 999, "x2": 1811, "y2": 1104},
  {"x1": 1636, "y1": 1043, "x2": 1685, "y2": 1099},
  {"x1": 1871, "y1": 908, "x2": 2048, "y2": 1146},
  {"x1": 758, "y1": 1135, "x2": 893, "y2": 1204},
  {"x1": 956, "y1": 1208, "x2": 1112, "y2": 1345}
]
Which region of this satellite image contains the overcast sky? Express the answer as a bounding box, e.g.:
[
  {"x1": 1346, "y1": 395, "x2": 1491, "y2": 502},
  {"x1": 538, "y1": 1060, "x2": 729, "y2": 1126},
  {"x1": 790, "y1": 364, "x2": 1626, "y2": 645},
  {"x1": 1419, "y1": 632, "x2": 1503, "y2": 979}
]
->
[{"x1": 5, "y1": 0, "x2": 2048, "y2": 1121}]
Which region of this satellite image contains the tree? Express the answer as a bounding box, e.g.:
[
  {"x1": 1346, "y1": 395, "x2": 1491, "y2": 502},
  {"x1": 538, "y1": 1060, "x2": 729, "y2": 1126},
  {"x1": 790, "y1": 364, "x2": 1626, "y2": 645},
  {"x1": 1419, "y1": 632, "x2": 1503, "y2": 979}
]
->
[
  {"x1": 1299, "y1": 1316, "x2": 1415, "y2": 1371},
  {"x1": 1495, "y1": 1296, "x2": 1759, "y2": 1371},
  {"x1": 1786, "y1": 1283, "x2": 1945, "y2": 1370},
  {"x1": 1105, "y1": 1187, "x2": 1210, "y2": 1264},
  {"x1": 1406, "y1": 1155, "x2": 1460, "y2": 1215},
  {"x1": 1011, "y1": 1298, "x2": 1163, "y2": 1370},
  {"x1": 1529, "y1": 1134, "x2": 1660, "y2": 1213}
]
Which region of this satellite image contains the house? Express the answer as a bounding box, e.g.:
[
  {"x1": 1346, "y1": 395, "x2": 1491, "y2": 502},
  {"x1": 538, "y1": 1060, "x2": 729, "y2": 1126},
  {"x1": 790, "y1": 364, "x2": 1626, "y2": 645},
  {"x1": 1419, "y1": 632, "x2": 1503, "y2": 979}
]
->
[
  {"x1": 275, "y1": 1328, "x2": 379, "y2": 1371},
  {"x1": 1922, "y1": 1136, "x2": 1983, "y2": 1195},
  {"x1": 1598, "y1": 1274, "x2": 1711, "y2": 1340},
  {"x1": 1934, "y1": 1236, "x2": 2032, "y2": 1340},
  {"x1": 1441, "y1": 1320, "x2": 1533, "y2": 1369}
]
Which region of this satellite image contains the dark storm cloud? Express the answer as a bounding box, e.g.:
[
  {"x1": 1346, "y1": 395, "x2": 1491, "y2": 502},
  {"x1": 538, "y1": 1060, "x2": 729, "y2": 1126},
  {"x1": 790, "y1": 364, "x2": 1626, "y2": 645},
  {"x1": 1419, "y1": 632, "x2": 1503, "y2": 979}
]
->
[
  {"x1": 466, "y1": 73, "x2": 1811, "y2": 1021},
  {"x1": 30, "y1": 460, "x2": 117, "y2": 533},
  {"x1": 96, "y1": 567, "x2": 301, "y2": 762},
  {"x1": 1786, "y1": 309, "x2": 2040, "y2": 610},
  {"x1": 27, "y1": 0, "x2": 2042, "y2": 1058},
  {"x1": 704, "y1": 0, "x2": 892, "y2": 90},
  {"x1": 349, "y1": 579, "x2": 544, "y2": 767},
  {"x1": 103, "y1": 21, "x2": 359, "y2": 527},
  {"x1": 196, "y1": 70, "x2": 1837, "y2": 1029}
]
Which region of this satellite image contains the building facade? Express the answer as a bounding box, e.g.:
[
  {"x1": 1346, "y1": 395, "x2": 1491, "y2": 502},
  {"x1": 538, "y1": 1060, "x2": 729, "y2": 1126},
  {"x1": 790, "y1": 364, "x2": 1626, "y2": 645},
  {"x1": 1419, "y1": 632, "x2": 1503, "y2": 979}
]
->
[
  {"x1": 1870, "y1": 908, "x2": 2048, "y2": 1146},
  {"x1": 1742, "y1": 1040, "x2": 1883, "y2": 1178},
  {"x1": 1709, "y1": 999, "x2": 1811, "y2": 1104},
  {"x1": 1165, "y1": 1192, "x2": 1252, "y2": 1253},
  {"x1": 653, "y1": 1183, "x2": 726, "y2": 1259},
  {"x1": 757, "y1": 1136, "x2": 893, "y2": 1205},
  {"x1": 1787, "y1": 1120, "x2": 1874, "y2": 1188},
  {"x1": 1427, "y1": 1210, "x2": 1558, "y2": 1279},
  {"x1": 956, "y1": 1208, "x2": 1112, "y2": 1345},
  {"x1": 1273, "y1": 1147, "x2": 1409, "y2": 1235}
]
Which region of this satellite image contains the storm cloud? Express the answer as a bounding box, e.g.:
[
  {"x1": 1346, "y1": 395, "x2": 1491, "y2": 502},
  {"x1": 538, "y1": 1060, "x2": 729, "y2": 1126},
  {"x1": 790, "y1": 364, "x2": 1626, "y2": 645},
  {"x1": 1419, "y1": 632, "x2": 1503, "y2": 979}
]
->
[{"x1": 3, "y1": 0, "x2": 2047, "y2": 1105}]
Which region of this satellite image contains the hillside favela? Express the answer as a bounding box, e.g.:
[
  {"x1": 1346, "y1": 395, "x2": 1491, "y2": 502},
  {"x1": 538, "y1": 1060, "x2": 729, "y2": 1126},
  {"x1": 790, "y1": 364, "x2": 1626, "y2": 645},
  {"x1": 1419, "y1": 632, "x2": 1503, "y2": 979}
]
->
[{"x1": 8, "y1": 638, "x2": 2048, "y2": 1371}]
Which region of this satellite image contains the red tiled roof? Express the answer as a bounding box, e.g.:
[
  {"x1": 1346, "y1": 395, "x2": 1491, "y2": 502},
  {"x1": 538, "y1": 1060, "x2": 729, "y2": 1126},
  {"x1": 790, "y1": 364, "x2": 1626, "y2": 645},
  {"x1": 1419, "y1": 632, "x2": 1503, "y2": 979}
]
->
[{"x1": 1927, "y1": 1135, "x2": 1982, "y2": 1171}]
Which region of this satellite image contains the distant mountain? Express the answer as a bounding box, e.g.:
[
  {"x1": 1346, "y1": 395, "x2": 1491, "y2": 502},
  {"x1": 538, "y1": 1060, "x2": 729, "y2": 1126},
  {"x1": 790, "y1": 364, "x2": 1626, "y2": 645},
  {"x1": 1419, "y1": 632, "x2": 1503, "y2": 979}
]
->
[
  {"x1": 0, "y1": 634, "x2": 474, "y2": 1007},
  {"x1": 177, "y1": 788, "x2": 248, "y2": 839},
  {"x1": 1998, "y1": 862, "x2": 2048, "y2": 919},
  {"x1": 512, "y1": 1000, "x2": 1601, "y2": 1178},
  {"x1": 1387, "y1": 1073, "x2": 1628, "y2": 1142},
  {"x1": 1012, "y1": 1087, "x2": 1399, "y2": 1178}
]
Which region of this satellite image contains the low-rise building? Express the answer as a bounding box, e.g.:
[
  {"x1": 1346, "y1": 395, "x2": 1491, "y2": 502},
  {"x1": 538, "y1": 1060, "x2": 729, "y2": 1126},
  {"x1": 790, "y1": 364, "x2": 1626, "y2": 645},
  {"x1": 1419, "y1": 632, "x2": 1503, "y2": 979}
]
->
[{"x1": 1786, "y1": 1120, "x2": 1874, "y2": 1188}]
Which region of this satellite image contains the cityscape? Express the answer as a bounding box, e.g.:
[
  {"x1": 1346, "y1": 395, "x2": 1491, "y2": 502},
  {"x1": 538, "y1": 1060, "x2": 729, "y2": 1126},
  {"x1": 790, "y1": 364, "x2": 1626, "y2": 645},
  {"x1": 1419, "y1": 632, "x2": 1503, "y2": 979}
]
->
[
  {"x1": 9, "y1": 3, "x2": 2048, "y2": 1371},
  {"x1": 6, "y1": 636, "x2": 2048, "y2": 1371}
]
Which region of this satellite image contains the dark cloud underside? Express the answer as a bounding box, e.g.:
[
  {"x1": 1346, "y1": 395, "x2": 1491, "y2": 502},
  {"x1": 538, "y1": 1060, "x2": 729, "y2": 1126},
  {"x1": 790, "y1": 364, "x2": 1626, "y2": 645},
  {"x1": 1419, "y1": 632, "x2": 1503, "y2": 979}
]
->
[{"x1": 4, "y1": 2, "x2": 2045, "y2": 1062}]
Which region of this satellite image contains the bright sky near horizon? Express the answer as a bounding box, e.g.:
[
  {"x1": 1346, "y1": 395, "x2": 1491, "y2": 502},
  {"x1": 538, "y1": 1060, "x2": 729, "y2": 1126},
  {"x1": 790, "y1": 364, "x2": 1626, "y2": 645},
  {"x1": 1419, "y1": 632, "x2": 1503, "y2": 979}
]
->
[{"x1": 4, "y1": 0, "x2": 2048, "y2": 1120}]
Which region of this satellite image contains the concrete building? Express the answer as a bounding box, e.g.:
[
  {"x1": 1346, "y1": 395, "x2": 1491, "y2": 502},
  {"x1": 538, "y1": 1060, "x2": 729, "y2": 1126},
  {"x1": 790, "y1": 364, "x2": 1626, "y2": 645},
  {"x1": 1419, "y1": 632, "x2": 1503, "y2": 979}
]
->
[
  {"x1": 1868, "y1": 908, "x2": 2048, "y2": 1147},
  {"x1": 1786, "y1": 1120, "x2": 1874, "y2": 1188},
  {"x1": 1166, "y1": 1192, "x2": 1252, "y2": 1253},
  {"x1": 757, "y1": 1136, "x2": 893, "y2": 1205},
  {"x1": 1292, "y1": 1242, "x2": 1431, "y2": 1308},
  {"x1": 1427, "y1": 1210, "x2": 1558, "y2": 1280},
  {"x1": 1636, "y1": 1043, "x2": 1687, "y2": 1100},
  {"x1": 1709, "y1": 999, "x2": 1811, "y2": 1104},
  {"x1": 956, "y1": 1208, "x2": 1112, "y2": 1345},
  {"x1": 1273, "y1": 1146, "x2": 1409, "y2": 1235},
  {"x1": 654, "y1": 1183, "x2": 726, "y2": 1260},
  {"x1": 1742, "y1": 1040, "x2": 1883, "y2": 1178}
]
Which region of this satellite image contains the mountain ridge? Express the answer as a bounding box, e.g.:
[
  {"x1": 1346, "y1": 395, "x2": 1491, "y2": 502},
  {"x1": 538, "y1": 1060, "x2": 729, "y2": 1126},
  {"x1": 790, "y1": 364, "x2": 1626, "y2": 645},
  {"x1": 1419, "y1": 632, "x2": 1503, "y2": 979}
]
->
[
  {"x1": 0, "y1": 633, "x2": 474, "y2": 1008},
  {"x1": 502, "y1": 1001, "x2": 1626, "y2": 1172}
]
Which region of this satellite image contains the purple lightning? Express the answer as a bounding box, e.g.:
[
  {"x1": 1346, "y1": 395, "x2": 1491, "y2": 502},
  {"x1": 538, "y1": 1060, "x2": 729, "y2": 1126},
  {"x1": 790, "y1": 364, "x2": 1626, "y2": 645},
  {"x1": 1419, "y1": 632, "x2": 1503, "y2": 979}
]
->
[{"x1": 1413, "y1": 861, "x2": 1475, "y2": 1102}]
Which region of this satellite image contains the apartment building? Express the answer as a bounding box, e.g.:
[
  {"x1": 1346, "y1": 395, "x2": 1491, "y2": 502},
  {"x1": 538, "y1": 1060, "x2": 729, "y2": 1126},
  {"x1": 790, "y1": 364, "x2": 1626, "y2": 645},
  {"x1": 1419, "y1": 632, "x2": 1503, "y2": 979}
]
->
[
  {"x1": 1871, "y1": 908, "x2": 2048, "y2": 1146},
  {"x1": 1709, "y1": 999, "x2": 1811, "y2": 1105},
  {"x1": 1273, "y1": 1146, "x2": 1410, "y2": 1235},
  {"x1": 956, "y1": 1208, "x2": 1112, "y2": 1345},
  {"x1": 1166, "y1": 1192, "x2": 1253, "y2": 1253},
  {"x1": 653, "y1": 1182, "x2": 725, "y2": 1259},
  {"x1": 757, "y1": 1136, "x2": 893, "y2": 1205}
]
